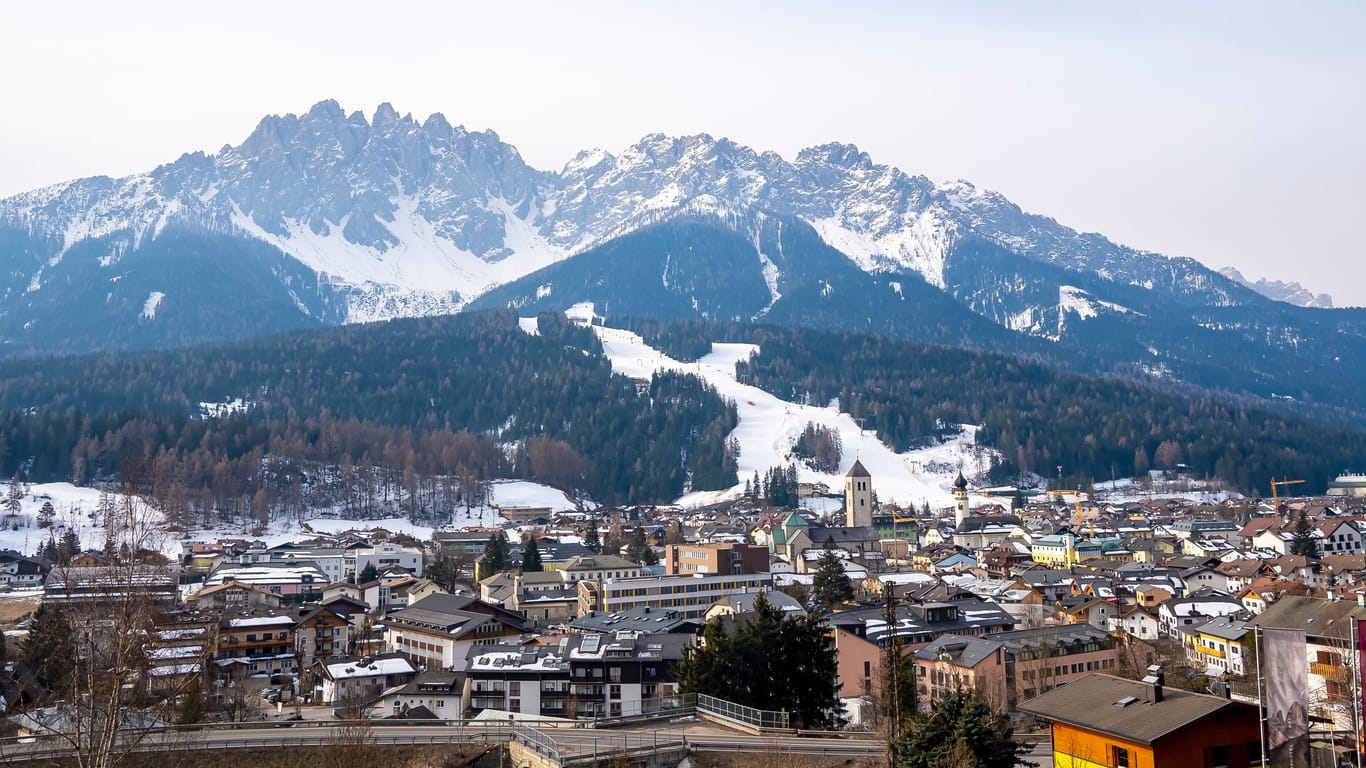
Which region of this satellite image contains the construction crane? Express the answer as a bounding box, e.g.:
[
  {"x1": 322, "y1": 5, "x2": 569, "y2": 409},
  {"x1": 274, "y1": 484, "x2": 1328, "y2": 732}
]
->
[
  {"x1": 1047, "y1": 489, "x2": 1087, "y2": 529},
  {"x1": 1270, "y1": 478, "x2": 1306, "y2": 515}
]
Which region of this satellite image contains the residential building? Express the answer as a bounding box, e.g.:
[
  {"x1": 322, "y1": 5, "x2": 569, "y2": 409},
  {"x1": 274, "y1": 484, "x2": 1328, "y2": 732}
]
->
[
  {"x1": 568, "y1": 606, "x2": 702, "y2": 635},
  {"x1": 294, "y1": 603, "x2": 353, "y2": 669},
  {"x1": 187, "y1": 579, "x2": 283, "y2": 612},
  {"x1": 353, "y1": 542, "x2": 425, "y2": 576},
  {"x1": 203, "y1": 561, "x2": 327, "y2": 598},
  {"x1": 1318, "y1": 519, "x2": 1365, "y2": 555},
  {"x1": 829, "y1": 598, "x2": 1016, "y2": 652},
  {"x1": 914, "y1": 635, "x2": 1009, "y2": 713},
  {"x1": 1249, "y1": 595, "x2": 1366, "y2": 733},
  {"x1": 0, "y1": 550, "x2": 48, "y2": 588},
  {"x1": 1158, "y1": 588, "x2": 1244, "y2": 637},
  {"x1": 663, "y1": 542, "x2": 769, "y2": 576},
  {"x1": 1179, "y1": 615, "x2": 1249, "y2": 676},
  {"x1": 465, "y1": 633, "x2": 688, "y2": 719},
  {"x1": 1019, "y1": 673, "x2": 1261, "y2": 768},
  {"x1": 314, "y1": 654, "x2": 419, "y2": 708},
  {"x1": 380, "y1": 594, "x2": 531, "y2": 671},
  {"x1": 578, "y1": 573, "x2": 771, "y2": 619},
  {"x1": 557, "y1": 555, "x2": 643, "y2": 584},
  {"x1": 994, "y1": 624, "x2": 1121, "y2": 707},
  {"x1": 44, "y1": 564, "x2": 179, "y2": 609},
  {"x1": 216, "y1": 611, "x2": 297, "y2": 677},
  {"x1": 375, "y1": 669, "x2": 464, "y2": 718}
]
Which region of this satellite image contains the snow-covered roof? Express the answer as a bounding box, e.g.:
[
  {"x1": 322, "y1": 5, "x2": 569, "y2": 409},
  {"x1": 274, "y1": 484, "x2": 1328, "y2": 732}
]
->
[
  {"x1": 323, "y1": 657, "x2": 416, "y2": 680},
  {"x1": 149, "y1": 645, "x2": 203, "y2": 660},
  {"x1": 205, "y1": 563, "x2": 326, "y2": 586},
  {"x1": 226, "y1": 615, "x2": 294, "y2": 628}
]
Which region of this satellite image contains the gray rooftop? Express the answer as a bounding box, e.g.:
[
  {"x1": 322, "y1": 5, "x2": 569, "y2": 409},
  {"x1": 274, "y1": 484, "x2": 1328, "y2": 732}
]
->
[{"x1": 1018, "y1": 673, "x2": 1256, "y2": 745}]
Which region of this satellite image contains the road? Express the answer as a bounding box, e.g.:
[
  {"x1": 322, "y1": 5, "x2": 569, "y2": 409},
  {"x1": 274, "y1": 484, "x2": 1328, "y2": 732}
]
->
[{"x1": 0, "y1": 721, "x2": 889, "y2": 763}]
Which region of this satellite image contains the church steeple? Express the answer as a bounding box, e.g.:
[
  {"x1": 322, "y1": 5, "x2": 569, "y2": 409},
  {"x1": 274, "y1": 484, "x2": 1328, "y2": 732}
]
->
[
  {"x1": 954, "y1": 471, "x2": 970, "y2": 526},
  {"x1": 845, "y1": 460, "x2": 873, "y2": 528}
]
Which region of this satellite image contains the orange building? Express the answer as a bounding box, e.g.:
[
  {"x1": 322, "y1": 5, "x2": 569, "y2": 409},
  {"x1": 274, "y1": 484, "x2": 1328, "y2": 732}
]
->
[{"x1": 1019, "y1": 672, "x2": 1261, "y2": 768}]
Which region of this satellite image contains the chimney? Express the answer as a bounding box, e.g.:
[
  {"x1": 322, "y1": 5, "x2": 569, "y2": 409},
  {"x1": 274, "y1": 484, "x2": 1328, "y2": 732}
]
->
[{"x1": 1143, "y1": 664, "x2": 1165, "y2": 703}]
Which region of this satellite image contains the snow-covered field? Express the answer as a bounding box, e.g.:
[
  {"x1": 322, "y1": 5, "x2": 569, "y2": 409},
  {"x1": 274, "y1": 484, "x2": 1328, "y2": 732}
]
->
[
  {"x1": 1, "y1": 479, "x2": 586, "y2": 558},
  {"x1": 1094, "y1": 475, "x2": 1237, "y2": 505},
  {"x1": 0, "y1": 482, "x2": 171, "y2": 558},
  {"x1": 583, "y1": 313, "x2": 1002, "y2": 510}
]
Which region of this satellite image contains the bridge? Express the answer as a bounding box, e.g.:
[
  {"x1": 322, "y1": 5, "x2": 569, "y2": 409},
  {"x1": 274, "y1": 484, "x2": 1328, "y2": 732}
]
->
[{"x1": 0, "y1": 717, "x2": 888, "y2": 767}]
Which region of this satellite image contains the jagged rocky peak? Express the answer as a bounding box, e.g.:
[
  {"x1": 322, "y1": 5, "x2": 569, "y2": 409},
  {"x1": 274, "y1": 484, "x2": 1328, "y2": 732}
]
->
[
  {"x1": 1218, "y1": 267, "x2": 1334, "y2": 308},
  {"x1": 795, "y1": 142, "x2": 875, "y2": 170}
]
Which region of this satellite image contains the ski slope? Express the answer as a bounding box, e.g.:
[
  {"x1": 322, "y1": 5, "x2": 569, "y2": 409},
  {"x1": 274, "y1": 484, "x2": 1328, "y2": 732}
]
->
[{"x1": 585, "y1": 317, "x2": 1001, "y2": 510}]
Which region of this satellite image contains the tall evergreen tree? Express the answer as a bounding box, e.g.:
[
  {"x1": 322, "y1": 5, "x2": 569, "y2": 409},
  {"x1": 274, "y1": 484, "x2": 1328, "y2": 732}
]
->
[
  {"x1": 677, "y1": 593, "x2": 843, "y2": 729},
  {"x1": 582, "y1": 521, "x2": 601, "y2": 554},
  {"x1": 896, "y1": 687, "x2": 1030, "y2": 768},
  {"x1": 812, "y1": 536, "x2": 854, "y2": 610},
  {"x1": 22, "y1": 602, "x2": 74, "y2": 693},
  {"x1": 483, "y1": 531, "x2": 512, "y2": 574},
  {"x1": 58, "y1": 529, "x2": 80, "y2": 564},
  {"x1": 522, "y1": 536, "x2": 543, "y2": 572},
  {"x1": 1291, "y1": 510, "x2": 1321, "y2": 558},
  {"x1": 626, "y1": 527, "x2": 658, "y2": 565},
  {"x1": 358, "y1": 562, "x2": 379, "y2": 583}
]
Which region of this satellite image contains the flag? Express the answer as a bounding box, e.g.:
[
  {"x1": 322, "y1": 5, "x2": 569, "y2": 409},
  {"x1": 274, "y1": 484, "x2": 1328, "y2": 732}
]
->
[{"x1": 1263, "y1": 627, "x2": 1309, "y2": 751}]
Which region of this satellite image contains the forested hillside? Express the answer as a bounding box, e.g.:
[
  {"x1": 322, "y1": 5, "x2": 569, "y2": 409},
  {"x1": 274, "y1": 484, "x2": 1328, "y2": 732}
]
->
[
  {"x1": 730, "y1": 326, "x2": 1366, "y2": 494},
  {"x1": 0, "y1": 311, "x2": 738, "y2": 522}
]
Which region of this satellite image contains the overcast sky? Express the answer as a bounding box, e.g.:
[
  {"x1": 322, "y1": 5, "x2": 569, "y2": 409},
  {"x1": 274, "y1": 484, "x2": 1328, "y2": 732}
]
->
[{"x1": 3, "y1": 1, "x2": 1362, "y2": 305}]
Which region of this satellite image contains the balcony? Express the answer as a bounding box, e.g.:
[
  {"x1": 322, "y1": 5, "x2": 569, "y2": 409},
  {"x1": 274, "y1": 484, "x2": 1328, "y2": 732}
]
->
[
  {"x1": 1311, "y1": 661, "x2": 1344, "y2": 678},
  {"x1": 1199, "y1": 645, "x2": 1225, "y2": 659}
]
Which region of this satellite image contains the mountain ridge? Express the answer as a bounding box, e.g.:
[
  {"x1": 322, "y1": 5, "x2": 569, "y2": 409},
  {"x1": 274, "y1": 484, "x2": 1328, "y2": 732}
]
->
[{"x1": 2, "y1": 100, "x2": 1364, "y2": 421}]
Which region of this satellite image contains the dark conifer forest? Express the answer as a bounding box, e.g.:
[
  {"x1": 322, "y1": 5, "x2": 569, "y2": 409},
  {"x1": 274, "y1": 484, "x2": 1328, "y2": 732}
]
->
[{"x1": 0, "y1": 311, "x2": 1360, "y2": 524}]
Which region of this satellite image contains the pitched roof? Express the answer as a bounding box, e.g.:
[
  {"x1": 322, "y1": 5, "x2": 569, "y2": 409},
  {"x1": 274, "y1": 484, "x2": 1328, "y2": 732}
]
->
[
  {"x1": 847, "y1": 460, "x2": 871, "y2": 479},
  {"x1": 913, "y1": 635, "x2": 1003, "y2": 668},
  {"x1": 1248, "y1": 594, "x2": 1366, "y2": 637},
  {"x1": 1017, "y1": 673, "x2": 1256, "y2": 745}
]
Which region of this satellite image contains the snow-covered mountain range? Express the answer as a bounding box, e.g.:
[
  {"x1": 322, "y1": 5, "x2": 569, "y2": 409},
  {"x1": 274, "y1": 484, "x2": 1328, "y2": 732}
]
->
[
  {"x1": 2, "y1": 100, "x2": 1364, "y2": 416},
  {"x1": 1, "y1": 100, "x2": 1257, "y2": 321}
]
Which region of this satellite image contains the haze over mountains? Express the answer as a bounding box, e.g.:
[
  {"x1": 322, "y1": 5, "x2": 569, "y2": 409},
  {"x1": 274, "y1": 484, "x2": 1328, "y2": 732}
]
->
[{"x1": 1, "y1": 101, "x2": 1363, "y2": 418}]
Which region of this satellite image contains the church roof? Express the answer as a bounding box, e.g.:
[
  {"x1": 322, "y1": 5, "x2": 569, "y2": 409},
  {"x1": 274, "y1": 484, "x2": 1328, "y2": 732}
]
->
[
  {"x1": 782, "y1": 511, "x2": 809, "y2": 527},
  {"x1": 954, "y1": 472, "x2": 968, "y2": 490},
  {"x1": 847, "y1": 460, "x2": 871, "y2": 478}
]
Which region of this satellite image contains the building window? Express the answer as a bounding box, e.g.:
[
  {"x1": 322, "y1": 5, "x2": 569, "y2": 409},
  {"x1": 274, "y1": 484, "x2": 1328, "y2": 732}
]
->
[{"x1": 1113, "y1": 746, "x2": 1129, "y2": 768}]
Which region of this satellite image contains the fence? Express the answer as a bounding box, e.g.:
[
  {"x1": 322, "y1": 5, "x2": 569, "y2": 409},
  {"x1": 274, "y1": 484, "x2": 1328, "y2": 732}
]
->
[{"x1": 697, "y1": 693, "x2": 790, "y2": 730}]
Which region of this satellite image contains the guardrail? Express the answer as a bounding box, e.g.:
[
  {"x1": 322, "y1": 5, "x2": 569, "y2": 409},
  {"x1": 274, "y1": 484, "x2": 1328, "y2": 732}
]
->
[
  {"x1": 0, "y1": 705, "x2": 888, "y2": 766},
  {"x1": 697, "y1": 693, "x2": 790, "y2": 730}
]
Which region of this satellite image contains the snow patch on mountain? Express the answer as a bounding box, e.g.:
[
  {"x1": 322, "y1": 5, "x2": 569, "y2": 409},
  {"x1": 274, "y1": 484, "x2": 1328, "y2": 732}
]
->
[
  {"x1": 1059, "y1": 285, "x2": 1136, "y2": 319},
  {"x1": 808, "y1": 212, "x2": 955, "y2": 287},
  {"x1": 141, "y1": 291, "x2": 165, "y2": 320},
  {"x1": 590, "y1": 321, "x2": 997, "y2": 509}
]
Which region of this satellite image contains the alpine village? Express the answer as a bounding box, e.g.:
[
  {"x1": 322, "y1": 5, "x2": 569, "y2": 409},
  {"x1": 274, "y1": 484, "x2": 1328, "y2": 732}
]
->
[{"x1": 1, "y1": 96, "x2": 1365, "y2": 768}]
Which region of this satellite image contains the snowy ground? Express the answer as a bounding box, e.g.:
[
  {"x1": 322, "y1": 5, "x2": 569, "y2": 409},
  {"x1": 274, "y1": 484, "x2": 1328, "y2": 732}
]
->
[
  {"x1": 1, "y1": 479, "x2": 586, "y2": 557},
  {"x1": 0, "y1": 481, "x2": 173, "y2": 558},
  {"x1": 1094, "y1": 475, "x2": 1237, "y2": 505},
  {"x1": 583, "y1": 315, "x2": 1002, "y2": 510}
]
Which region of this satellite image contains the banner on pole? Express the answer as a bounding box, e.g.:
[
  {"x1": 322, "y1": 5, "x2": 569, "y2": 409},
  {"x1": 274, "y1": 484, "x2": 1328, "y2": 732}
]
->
[{"x1": 1264, "y1": 627, "x2": 1309, "y2": 752}]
